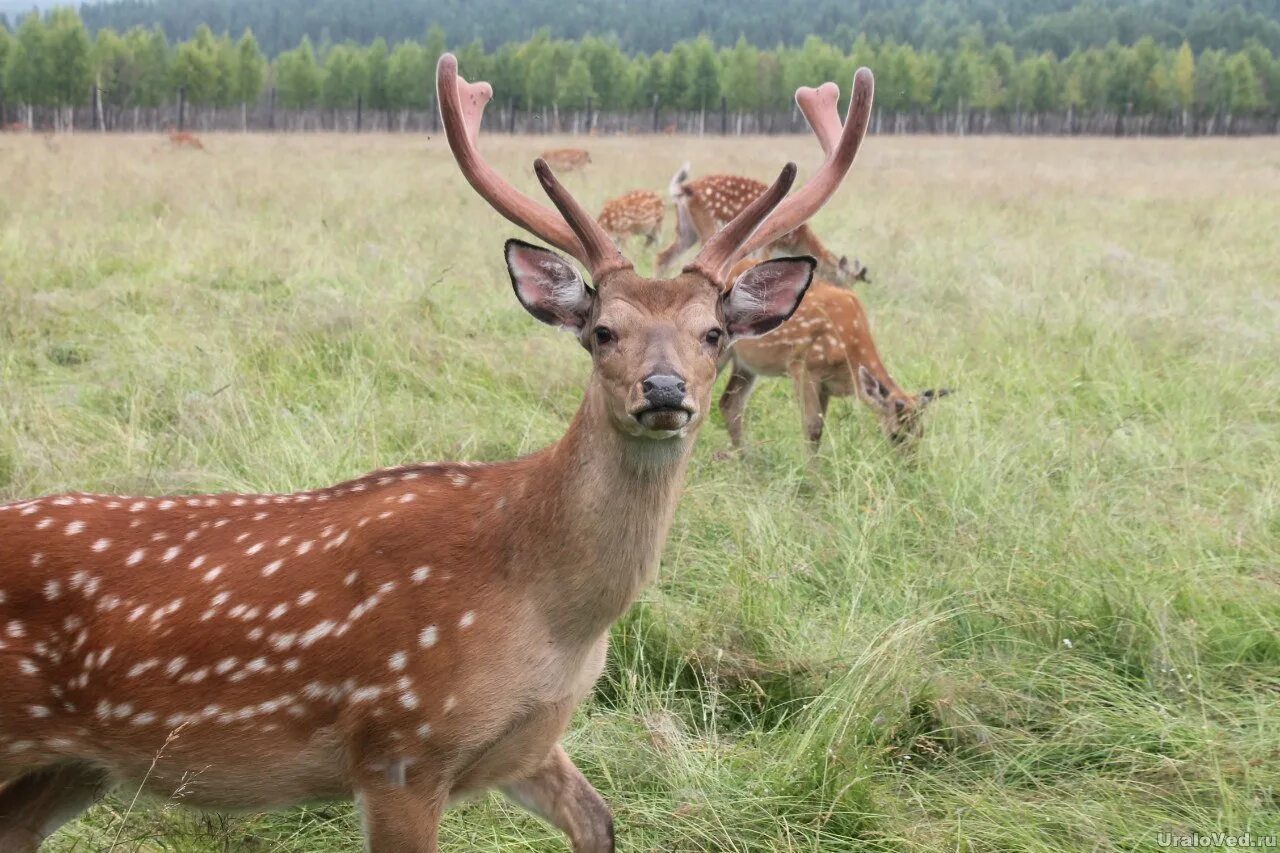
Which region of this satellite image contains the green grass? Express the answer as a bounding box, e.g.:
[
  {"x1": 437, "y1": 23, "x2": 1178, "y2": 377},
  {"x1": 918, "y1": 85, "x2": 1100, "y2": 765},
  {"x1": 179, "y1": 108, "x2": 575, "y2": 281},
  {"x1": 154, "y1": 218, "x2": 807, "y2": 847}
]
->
[{"x1": 2, "y1": 132, "x2": 1278, "y2": 851}]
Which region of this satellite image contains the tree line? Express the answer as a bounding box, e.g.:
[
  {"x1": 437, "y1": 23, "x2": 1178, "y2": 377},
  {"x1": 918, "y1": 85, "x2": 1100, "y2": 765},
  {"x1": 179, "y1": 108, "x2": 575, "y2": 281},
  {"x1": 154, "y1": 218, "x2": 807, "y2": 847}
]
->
[
  {"x1": 68, "y1": 0, "x2": 1280, "y2": 57},
  {"x1": 1, "y1": 7, "x2": 1278, "y2": 135}
]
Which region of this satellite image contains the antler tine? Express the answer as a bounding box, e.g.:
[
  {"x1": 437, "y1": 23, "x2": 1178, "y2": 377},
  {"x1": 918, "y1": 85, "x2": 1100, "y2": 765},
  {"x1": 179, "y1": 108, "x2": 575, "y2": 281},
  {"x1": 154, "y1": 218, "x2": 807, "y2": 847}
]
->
[
  {"x1": 534, "y1": 160, "x2": 632, "y2": 279},
  {"x1": 719, "y1": 68, "x2": 875, "y2": 280},
  {"x1": 436, "y1": 54, "x2": 587, "y2": 263},
  {"x1": 796, "y1": 81, "x2": 842, "y2": 156},
  {"x1": 683, "y1": 163, "x2": 797, "y2": 286}
]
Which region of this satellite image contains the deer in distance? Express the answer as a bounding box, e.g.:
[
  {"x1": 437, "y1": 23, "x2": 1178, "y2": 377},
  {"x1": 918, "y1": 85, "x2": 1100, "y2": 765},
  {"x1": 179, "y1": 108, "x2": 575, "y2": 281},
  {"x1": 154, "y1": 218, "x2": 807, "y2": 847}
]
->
[
  {"x1": 538, "y1": 147, "x2": 591, "y2": 172},
  {"x1": 0, "y1": 54, "x2": 875, "y2": 852},
  {"x1": 659, "y1": 167, "x2": 869, "y2": 287},
  {"x1": 720, "y1": 259, "x2": 949, "y2": 455},
  {"x1": 596, "y1": 189, "x2": 666, "y2": 247},
  {"x1": 166, "y1": 129, "x2": 206, "y2": 151}
]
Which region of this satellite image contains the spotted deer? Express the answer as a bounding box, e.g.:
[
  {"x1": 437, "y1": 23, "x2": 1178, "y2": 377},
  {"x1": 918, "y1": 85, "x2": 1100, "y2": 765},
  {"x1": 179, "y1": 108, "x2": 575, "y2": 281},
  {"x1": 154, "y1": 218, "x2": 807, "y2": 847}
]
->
[
  {"x1": 720, "y1": 259, "x2": 948, "y2": 453},
  {"x1": 538, "y1": 148, "x2": 591, "y2": 172},
  {"x1": 0, "y1": 54, "x2": 874, "y2": 852},
  {"x1": 658, "y1": 170, "x2": 869, "y2": 286},
  {"x1": 596, "y1": 190, "x2": 665, "y2": 246}
]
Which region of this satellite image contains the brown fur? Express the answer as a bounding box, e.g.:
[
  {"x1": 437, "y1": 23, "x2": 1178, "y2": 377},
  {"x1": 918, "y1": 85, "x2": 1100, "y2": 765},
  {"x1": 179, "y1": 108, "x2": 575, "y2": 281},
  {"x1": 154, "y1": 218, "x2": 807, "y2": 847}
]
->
[
  {"x1": 0, "y1": 53, "x2": 860, "y2": 852},
  {"x1": 0, "y1": 264, "x2": 809, "y2": 852},
  {"x1": 659, "y1": 174, "x2": 867, "y2": 285},
  {"x1": 597, "y1": 190, "x2": 665, "y2": 245},
  {"x1": 539, "y1": 148, "x2": 591, "y2": 172},
  {"x1": 167, "y1": 131, "x2": 205, "y2": 151},
  {"x1": 720, "y1": 260, "x2": 945, "y2": 452}
]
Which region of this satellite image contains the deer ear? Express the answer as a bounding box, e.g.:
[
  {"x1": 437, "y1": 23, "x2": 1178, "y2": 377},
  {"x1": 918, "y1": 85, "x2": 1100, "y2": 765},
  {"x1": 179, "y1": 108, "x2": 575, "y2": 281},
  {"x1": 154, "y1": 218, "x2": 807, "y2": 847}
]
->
[
  {"x1": 858, "y1": 366, "x2": 891, "y2": 404},
  {"x1": 722, "y1": 257, "x2": 814, "y2": 339},
  {"x1": 505, "y1": 240, "x2": 594, "y2": 332},
  {"x1": 919, "y1": 388, "x2": 952, "y2": 407}
]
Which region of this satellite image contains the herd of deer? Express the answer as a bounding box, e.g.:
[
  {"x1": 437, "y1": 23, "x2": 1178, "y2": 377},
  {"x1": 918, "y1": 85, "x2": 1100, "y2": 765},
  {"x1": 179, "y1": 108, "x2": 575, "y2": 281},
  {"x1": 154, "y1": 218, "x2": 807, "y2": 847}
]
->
[{"x1": 0, "y1": 55, "x2": 948, "y2": 852}]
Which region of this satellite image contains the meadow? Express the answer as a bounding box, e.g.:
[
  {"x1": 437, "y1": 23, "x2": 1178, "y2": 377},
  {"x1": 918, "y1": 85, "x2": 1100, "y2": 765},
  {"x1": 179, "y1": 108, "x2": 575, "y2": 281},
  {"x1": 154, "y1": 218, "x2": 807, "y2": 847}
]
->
[{"x1": 1, "y1": 130, "x2": 1277, "y2": 851}]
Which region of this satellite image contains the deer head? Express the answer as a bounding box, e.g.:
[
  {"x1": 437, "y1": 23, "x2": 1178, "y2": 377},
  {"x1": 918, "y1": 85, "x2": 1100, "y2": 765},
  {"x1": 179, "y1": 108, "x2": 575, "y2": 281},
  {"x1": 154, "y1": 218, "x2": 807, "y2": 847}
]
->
[
  {"x1": 438, "y1": 54, "x2": 875, "y2": 449},
  {"x1": 858, "y1": 366, "x2": 950, "y2": 447}
]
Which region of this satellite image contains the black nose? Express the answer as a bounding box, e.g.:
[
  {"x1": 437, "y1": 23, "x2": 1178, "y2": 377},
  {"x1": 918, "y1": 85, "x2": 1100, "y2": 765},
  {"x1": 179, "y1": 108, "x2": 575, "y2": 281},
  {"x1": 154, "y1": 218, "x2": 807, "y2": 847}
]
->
[{"x1": 641, "y1": 374, "x2": 687, "y2": 408}]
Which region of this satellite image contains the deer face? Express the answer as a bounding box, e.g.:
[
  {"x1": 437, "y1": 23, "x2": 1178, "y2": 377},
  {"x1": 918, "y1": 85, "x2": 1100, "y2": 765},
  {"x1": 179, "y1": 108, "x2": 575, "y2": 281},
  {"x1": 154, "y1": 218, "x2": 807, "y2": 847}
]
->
[
  {"x1": 835, "y1": 256, "x2": 871, "y2": 286},
  {"x1": 507, "y1": 241, "x2": 813, "y2": 441},
  {"x1": 858, "y1": 366, "x2": 949, "y2": 447}
]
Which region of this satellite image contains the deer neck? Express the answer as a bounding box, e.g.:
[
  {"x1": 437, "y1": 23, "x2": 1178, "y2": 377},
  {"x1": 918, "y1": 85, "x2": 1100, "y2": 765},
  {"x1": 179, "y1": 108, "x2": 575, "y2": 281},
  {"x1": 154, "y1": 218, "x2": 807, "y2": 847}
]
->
[
  {"x1": 795, "y1": 226, "x2": 839, "y2": 272},
  {"x1": 511, "y1": 382, "x2": 694, "y2": 642}
]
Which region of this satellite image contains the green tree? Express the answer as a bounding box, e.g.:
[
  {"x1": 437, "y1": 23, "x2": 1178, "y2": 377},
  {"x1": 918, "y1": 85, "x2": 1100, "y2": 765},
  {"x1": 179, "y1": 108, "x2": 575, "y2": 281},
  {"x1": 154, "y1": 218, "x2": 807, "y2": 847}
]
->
[
  {"x1": 94, "y1": 28, "x2": 140, "y2": 117},
  {"x1": 424, "y1": 24, "x2": 446, "y2": 71},
  {"x1": 212, "y1": 33, "x2": 238, "y2": 106},
  {"x1": 1018, "y1": 52, "x2": 1060, "y2": 113},
  {"x1": 1172, "y1": 41, "x2": 1195, "y2": 114},
  {"x1": 662, "y1": 42, "x2": 691, "y2": 108},
  {"x1": 275, "y1": 35, "x2": 320, "y2": 108},
  {"x1": 363, "y1": 37, "x2": 390, "y2": 111},
  {"x1": 722, "y1": 35, "x2": 759, "y2": 111},
  {"x1": 45, "y1": 8, "x2": 93, "y2": 112},
  {"x1": 387, "y1": 40, "x2": 429, "y2": 109},
  {"x1": 5, "y1": 13, "x2": 48, "y2": 109},
  {"x1": 170, "y1": 24, "x2": 219, "y2": 106},
  {"x1": 1194, "y1": 48, "x2": 1228, "y2": 118},
  {"x1": 321, "y1": 42, "x2": 365, "y2": 107},
  {"x1": 557, "y1": 55, "x2": 594, "y2": 107},
  {"x1": 128, "y1": 26, "x2": 169, "y2": 108},
  {"x1": 234, "y1": 29, "x2": 266, "y2": 107},
  {"x1": 687, "y1": 34, "x2": 719, "y2": 110},
  {"x1": 1225, "y1": 53, "x2": 1263, "y2": 115},
  {"x1": 0, "y1": 23, "x2": 13, "y2": 115},
  {"x1": 578, "y1": 36, "x2": 627, "y2": 109}
]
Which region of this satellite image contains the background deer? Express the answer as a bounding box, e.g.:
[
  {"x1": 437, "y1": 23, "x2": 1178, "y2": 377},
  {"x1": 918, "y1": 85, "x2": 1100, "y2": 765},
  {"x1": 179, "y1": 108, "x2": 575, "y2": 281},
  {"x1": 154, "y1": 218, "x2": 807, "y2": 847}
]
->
[
  {"x1": 539, "y1": 147, "x2": 591, "y2": 172},
  {"x1": 658, "y1": 169, "x2": 869, "y2": 286},
  {"x1": 720, "y1": 259, "x2": 948, "y2": 453},
  {"x1": 597, "y1": 189, "x2": 665, "y2": 246},
  {"x1": 0, "y1": 54, "x2": 874, "y2": 853},
  {"x1": 166, "y1": 129, "x2": 205, "y2": 151}
]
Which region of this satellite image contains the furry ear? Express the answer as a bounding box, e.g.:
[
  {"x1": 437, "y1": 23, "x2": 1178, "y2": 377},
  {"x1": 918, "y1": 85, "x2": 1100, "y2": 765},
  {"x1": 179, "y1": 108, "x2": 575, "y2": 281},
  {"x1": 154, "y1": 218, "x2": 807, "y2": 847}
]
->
[
  {"x1": 505, "y1": 240, "x2": 593, "y2": 332},
  {"x1": 858, "y1": 366, "x2": 891, "y2": 404},
  {"x1": 919, "y1": 388, "x2": 952, "y2": 407},
  {"x1": 722, "y1": 257, "x2": 815, "y2": 339}
]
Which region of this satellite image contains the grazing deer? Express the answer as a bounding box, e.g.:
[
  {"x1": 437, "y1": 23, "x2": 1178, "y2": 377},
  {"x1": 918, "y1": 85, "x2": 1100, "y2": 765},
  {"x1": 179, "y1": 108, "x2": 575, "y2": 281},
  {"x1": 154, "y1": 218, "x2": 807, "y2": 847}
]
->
[
  {"x1": 659, "y1": 170, "x2": 869, "y2": 287},
  {"x1": 720, "y1": 259, "x2": 948, "y2": 453},
  {"x1": 596, "y1": 190, "x2": 665, "y2": 246},
  {"x1": 167, "y1": 130, "x2": 205, "y2": 151},
  {"x1": 0, "y1": 53, "x2": 874, "y2": 852},
  {"x1": 538, "y1": 148, "x2": 591, "y2": 172}
]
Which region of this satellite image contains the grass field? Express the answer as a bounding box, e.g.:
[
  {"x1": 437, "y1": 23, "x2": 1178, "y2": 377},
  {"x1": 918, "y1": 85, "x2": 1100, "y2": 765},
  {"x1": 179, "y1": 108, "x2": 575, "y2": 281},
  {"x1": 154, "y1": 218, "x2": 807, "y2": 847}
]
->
[{"x1": 1, "y1": 131, "x2": 1278, "y2": 852}]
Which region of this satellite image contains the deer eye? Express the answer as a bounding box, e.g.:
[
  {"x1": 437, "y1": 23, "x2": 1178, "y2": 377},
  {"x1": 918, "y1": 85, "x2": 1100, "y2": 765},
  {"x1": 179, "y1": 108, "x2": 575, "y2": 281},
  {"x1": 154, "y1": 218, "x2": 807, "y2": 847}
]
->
[
  {"x1": 593, "y1": 326, "x2": 614, "y2": 346},
  {"x1": 704, "y1": 328, "x2": 724, "y2": 347}
]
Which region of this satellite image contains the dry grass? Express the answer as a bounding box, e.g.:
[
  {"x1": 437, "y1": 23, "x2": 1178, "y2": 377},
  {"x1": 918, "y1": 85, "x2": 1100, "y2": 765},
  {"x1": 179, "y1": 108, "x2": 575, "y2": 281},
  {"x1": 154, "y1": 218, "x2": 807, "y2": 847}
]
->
[{"x1": 2, "y1": 131, "x2": 1278, "y2": 852}]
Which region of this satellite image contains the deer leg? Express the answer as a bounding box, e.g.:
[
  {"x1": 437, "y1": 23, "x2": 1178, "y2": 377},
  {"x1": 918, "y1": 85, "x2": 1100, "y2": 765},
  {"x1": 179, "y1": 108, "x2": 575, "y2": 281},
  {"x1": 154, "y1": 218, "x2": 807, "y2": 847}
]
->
[
  {"x1": 356, "y1": 780, "x2": 446, "y2": 853},
  {"x1": 0, "y1": 762, "x2": 113, "y2": 852},
  {"x1": 717, "y1": 360, "x2": 758, "y2": 453},
  {"x1": 502, "y1": 744, "x2": 614, "y2": 853},
  {"x1": 790, "y1": 365, "x2": 828, "y2": 451}
]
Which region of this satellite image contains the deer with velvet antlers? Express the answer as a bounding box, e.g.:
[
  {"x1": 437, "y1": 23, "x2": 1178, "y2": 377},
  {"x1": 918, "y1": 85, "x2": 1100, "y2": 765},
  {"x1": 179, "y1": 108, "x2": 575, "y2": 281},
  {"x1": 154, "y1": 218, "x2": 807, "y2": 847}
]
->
[{"x1": 0, "y1": 54, "x2": 874, "y2": 852}]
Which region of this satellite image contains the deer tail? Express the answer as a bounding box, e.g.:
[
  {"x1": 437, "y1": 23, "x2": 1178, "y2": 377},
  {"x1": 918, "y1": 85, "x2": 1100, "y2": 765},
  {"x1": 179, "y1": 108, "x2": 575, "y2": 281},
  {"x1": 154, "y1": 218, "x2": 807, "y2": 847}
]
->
[{"x1": 668, "y1": 162, "x2": 691, "y2": 200}]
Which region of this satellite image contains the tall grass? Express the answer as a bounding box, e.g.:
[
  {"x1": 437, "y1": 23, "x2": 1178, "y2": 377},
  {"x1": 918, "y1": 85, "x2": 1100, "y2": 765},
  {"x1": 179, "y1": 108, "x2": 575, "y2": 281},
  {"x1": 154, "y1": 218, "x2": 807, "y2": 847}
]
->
[{"x1": 2, "y1": 132, "x2": 1277, "y2": 851}]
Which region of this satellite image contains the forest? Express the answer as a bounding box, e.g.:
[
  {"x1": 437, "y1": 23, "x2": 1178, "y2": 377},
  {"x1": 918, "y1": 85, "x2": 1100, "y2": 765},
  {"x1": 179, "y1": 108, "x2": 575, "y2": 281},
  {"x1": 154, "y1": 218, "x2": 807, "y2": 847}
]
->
[
  {"x1": 67, "y1": 0, "x2": 1280, "y2": 56},
  {"x1": 1, "y1": 5, "x2": 1278, "y2": 134}
]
